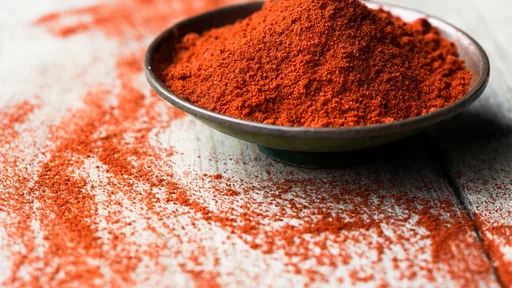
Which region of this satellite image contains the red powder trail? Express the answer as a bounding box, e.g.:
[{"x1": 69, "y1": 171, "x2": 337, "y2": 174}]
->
[
  {"x1": 0, "y1": 100, "x2": 38, "y2": 144},
  {"x1": 189, "y1": 177, "x2": 495, "y2": 285},
  {"x1": 0, "y1": 100, "x2": 39, "y2": 286},
  {"x1": 28, "y1": 0, "x2": 237, "y2": 285},
  {"x1": 474, "y1": 215, "x2": 512, "y2": 286},
  {"x1": 2, "y1": 50, "x2": 190, "y2": 286},
  {"x1": 35, "y1": 0, "x2": 241, "y2": 41}
]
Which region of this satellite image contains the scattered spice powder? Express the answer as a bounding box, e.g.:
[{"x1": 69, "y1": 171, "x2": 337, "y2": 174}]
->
[
  {"x1": 161, "y1": 0, "x2": 473, "y2": 127},
  {"x1": 0, "y1": 0, "x2": 508, "y2": 287},
  {"x1": 474, "y1": 215, "x2": 512, "y2": 286},
  {"x1": 35, "y1": 0, "x2": 232, "y2": 41}
]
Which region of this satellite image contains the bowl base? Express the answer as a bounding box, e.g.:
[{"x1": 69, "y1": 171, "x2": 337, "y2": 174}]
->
[{"x1": 258, "y1": 146, "x2": 376, "y2": 169}]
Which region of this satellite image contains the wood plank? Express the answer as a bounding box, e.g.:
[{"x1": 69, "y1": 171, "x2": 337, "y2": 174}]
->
[
  {"x1": 408, "y1": 0, "x2": 512, "y2": 285},
  {"x1": 0, "y1": 0, "x2": 502, "y2": 286}
]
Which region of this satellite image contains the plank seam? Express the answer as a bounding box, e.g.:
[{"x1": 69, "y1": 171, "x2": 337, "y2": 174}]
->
[{"x1": 424, "y1": 132, "x2": 505, "y2": 287}]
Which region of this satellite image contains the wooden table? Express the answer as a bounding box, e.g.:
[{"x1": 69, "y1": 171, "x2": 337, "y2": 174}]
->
[{"x1": 0, "y1": 0, "x2": 510, "y2": 287}]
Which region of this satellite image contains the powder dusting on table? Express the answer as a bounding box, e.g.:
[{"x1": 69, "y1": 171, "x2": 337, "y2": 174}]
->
[
  {"x1": 475, "y1": 219, "x2": 512, "y2": 286},
  {"x1": 162, "y1": 0, "x2": 472, "y2": 127},
  {"x1": 474, "y1": 205, "x2": 512, "y2": 286},
  {"x1": 0, "y1": 0, "x2": 505, "y2": 287}
]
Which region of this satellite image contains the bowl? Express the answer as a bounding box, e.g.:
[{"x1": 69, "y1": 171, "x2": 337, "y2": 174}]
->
[{"x1": 144, "y1": 1, "x2": 489, "y2": 167}]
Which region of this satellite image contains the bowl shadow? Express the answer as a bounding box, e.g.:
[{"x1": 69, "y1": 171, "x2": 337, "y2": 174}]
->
[{"x1": 257, "y1": 133, "x2": 430, "y2": 169}]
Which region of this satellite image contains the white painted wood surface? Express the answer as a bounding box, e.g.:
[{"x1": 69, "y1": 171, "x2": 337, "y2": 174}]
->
[{"x1": 0, "y1": 0, "x2": 510, "y2": 287}]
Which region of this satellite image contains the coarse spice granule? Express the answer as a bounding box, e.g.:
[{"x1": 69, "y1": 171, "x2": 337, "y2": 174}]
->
[
  {"x1": 0, "y1": 0, "x2": 508, "y2": 287},
  {"x1": 161, "y1": 0, "x2": 473, "y2": 128}
]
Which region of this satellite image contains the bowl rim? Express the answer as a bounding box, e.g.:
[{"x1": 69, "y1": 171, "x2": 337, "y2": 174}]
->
[{"x1": 144, "y1": 0, "x2": 490, "y2": 139}]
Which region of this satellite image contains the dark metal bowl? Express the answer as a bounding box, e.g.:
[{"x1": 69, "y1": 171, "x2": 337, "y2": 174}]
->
[{"x1": 145, "y1": 1, "x2": 489, "y2": 156}]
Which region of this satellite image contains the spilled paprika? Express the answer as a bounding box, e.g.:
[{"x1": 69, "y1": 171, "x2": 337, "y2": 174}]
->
[{"x1": 161, "y1": 0, "x2": 472, "y2": 128}]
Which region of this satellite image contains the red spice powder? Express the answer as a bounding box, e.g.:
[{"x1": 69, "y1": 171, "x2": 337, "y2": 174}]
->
[
  {"x1": 0, "y1": 100, "x2": 38, "y2": 142},
  {"x1": 35, "y1": 0, "x2": 234, "y2": 41},
  {"x1": 474, "y1": 215, "x2": 512, "y2": 286},
  {"x1": 0, "y1": 0, "x2": 506, "y2": 287},
  {"x1": 162, "y1": 0, "x2": 473, "y2": 127},
  {"x1": 0, "y1": 100, "x2": 40, "y2": 286},
  {"x1": 195, "y1": 175, "x2": 494, "y2": 286},
  {"x1": 2, "y1": 51, "x2": 188, "y2": 286}
]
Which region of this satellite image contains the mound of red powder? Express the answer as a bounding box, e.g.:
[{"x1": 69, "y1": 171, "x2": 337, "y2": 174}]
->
[{"x1": 161, "y1": 0, "x2": 472, "y2": 128}]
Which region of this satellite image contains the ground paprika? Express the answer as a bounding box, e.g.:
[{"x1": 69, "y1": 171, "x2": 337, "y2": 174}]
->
[{"x1": 161, "y1": 0, "x2": 473, "y2": 128}]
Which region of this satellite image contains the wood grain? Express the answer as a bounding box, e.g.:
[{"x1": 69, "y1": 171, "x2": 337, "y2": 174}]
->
[{"x1": 0, "y1": 0, "x2": 509, "y2": 286}]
